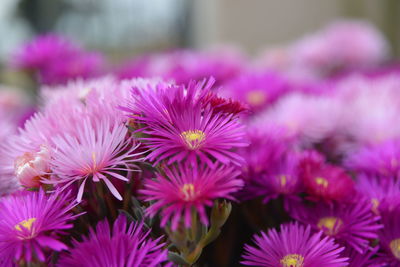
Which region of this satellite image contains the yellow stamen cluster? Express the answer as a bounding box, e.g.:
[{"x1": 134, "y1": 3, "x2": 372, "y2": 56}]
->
[
  {"x1": 317, "y1": 216, "x2": 343, "y2": 236},
  {"x1": 181, "y1": 183, "x2": 196, "y2": 201},
  {"x1": 15, "y1": 218, "x2": 36, "y2": 232},
  {"x1": 280, "y1": 254, "x2": 304, "y2": 267},
  {"x1": 390, "y1": 239, "x2": 400, "y2": 259},
  {"x1": 181, "y1": 130, "x2": 206, "y2": 150},
  {"x1": 314, "y1": 177, "x2": 329, "y2": 188},
  {"x1": 246, "y1": 90, "x2": 267, "y2": 106}
]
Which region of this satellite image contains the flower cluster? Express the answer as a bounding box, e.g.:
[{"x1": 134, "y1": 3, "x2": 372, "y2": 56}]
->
[{"x1": 0, "y1": 18, "x2": 399, "y2": 266}]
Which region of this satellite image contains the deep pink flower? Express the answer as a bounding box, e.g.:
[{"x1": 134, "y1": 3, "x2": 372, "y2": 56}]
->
[
  {"x1": 0, "y1": 189, "x2": 80, "y2": 265},
  {"x1": 58, "y1": 215, "x2": 169, "y2": 267},
  {"x1": 299, "y1": 151, "x2": 355, "y2": 202},
  {"x1": 290, "y1": 201, "x2": 382, "y2": 253},
  {"x1": 13, "y1": 34, "x2": 78, "y2": 70},
  {"x1": 140, "y1": 163, "x2": 243, "y2": 230},
  {"x1": 241, "y1": 223, "x2": 348, "y2": 267}
]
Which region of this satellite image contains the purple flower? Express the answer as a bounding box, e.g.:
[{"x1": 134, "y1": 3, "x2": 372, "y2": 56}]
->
[
  {"x1": 58, "y1": 215, "x2": 169, "y2": 267},
  {"x1": 241, "y1": 222, "x2": 348, "y2": 267},
  {"x1": 48, "y1": 118, "x2": 142, "y2": 202},
  {"x1": 290, "y1": 201, "x2": 382, "y2": 253},
  {"x1": 375, "y1": 207, "x2": 400, "y2": 266},
  {"x1": 345, "y1": 139, "x2": 400, "y2": 178},
  {"x1": 13, "y1": 34, "x2": 78, "y2": 70},
  {"x1": 0, "y1": 189, "x2": 80, "y2": 265},
  {"x1": 140, "y1": 163, "x2": 243, "y2": 230},
  {"x1": 221, "y1": 71, "x2": 289, "y2": 112},
  {"x1": 126, "y1": 78, "x2": 248, "y2": 166}
]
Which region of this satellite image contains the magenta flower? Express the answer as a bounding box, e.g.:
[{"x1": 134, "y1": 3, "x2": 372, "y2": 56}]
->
[
  {"x1": 140, "y1": 163, "x2": 243, "y2": 230},
  {"x1": 0, "y1": 189, "x2": 80, "y2": 265},
  {"x1": 345, "y1": 139, "x2": 400, "y2": 178},
  {"x1": 299, "y1": 151, "x2": 355, "y2": 202},
  {"x1": 126, "y1": 78, "x2": 248, "y2": 166},
  {"x1": 290, "y1": 201, "x2": 382, "y2": 253},
  {"x1": 241, "y1": 223, "x2": 348, "y2": 267},
  {"x1": 355, "y1": 174, "x2": 400, "y2": 214},
  {"x1": 58, "y1": 215, "x2": 169, "y2": 267},
  {"x1": 49, "y1": 118, "x2": 142, "y2": 202},
  {"x1": 221, "y1": 71, "x2": 289, "y2": 112},
  {"x1": 13, "y1": 34, "x2": 78, "y2": 70},
  {"x1": 342, "y1": 247, "x2": 379, "y2": 267}
]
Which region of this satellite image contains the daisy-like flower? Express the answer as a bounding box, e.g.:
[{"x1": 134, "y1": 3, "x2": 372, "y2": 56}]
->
[
  {"x1": 221, "y1": 71, "x2": 289, "y2": 112},
  {"x1": 342, "y1": 247, "x2": 379, "y2": 267},
  {"x1": 345, "y1": 139, "x2": 400, "y2": 178},
  {"x1": 299, "y1": 151, "x2": 355, "y2": 202},
  {"x1": 355, "y1": 174, "x2": 400, "y2": 214},
  {"x1": 290, "y1": 201, "x2": 382, "y2": 253},
  {"x1": 241, "y1": 222, "x2": 348, "y2": 267},
  {"x1": 0, "y1": 189, "x2": 80, "y2": 265},
  {"x1": 127, "y1": 78, "x2": 248, "y2": 166},
  {"x1": 13, "y1": 34, "x2": 78, "y2": 70},
  {"x1": 375, "y1": 207, "x2": 400, "y2": 266},
  {"x1": 140, "y1": 163, "x2": 243, "y2": 230},
  {"x1": 58, "y1": 215, "x2": 169, "y2": 267},
  {"x1": 49, "y1": 118, "x2": 142, "y2": 202}
]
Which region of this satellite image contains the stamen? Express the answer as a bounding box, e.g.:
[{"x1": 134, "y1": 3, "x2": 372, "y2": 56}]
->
[
  {"x1": 280, "y1": 254, "x2": 304, "y2": 267},
  {"x1": 15, "y1": 218, "x2": 36, "y2": 232},
  {"x1": 317, "y1": 216, "x2": 343, "y2": 236},
  {"x1": 181, "y1": 130, "x2": 206, "y2": 150},
  {"x1": 246, "y1": 90, "x2": 267, "y2": 106},
  {"x1": 390, "y1": 238, "x2": 400, "y2": 259},
  {"x1": 181, "y1": 183, "x2": 196, "y2": 201},
  {"x1": 314, "y1": 177, "x2": 328, "y2": 188}
]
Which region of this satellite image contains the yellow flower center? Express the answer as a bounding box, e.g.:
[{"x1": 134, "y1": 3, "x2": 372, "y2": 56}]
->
[
  {"x1": 280, "y1": 175, "x2": 287, "y2": 187},
  {"x1": 280, "y1": 254, "x2": 304, "y2": 267},
  {"x1": 15, "y1": 218, "x2": 36, "y2": 232},
  {"x1": 317, "y1": 216, "x2": 343, "y2": 236},
  {"x1": 371, "y1": 198, "x2": 380, "y2": 214},
  {"x1": 181, "y1": 183, "x2": 196, "y2": 201},
  {"x1": 246, "y1": 90, "x2": 267, "y2": 106},
  {"x1": 181, "y1": 130, "x2": 206, "y2": 150},
  {"x1": 390, "y1": 238, "x2": 400, "y2": 259},
  {"x1": 314, "y1": 177, "x2": 328, "y2": 188}
]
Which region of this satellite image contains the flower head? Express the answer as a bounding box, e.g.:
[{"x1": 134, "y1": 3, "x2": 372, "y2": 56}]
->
[
  {"x1": 299, "y1": 151, "x2": 355, "y2": 202},
  {"x1": 49, "y1": 118, "x2": 141, "y2": 202},
  {"x1": 58, "y1": 215, "x2": 169, "y2": 267},
  {"x1": 290, "y1": 201, "x2": 382, "y2": 253},
  {"x1": 0, "y1": 189, "x2": 80, "y2": 264},
  {"x1": 222, "y1": 71, "x2": 289, "y2": 112},
  {"x1": 241, "y1": 223, "x2": 348, "y2": 267},
  {"x1": 127, "y1": 78, "x2": 248, "y2": 166},
  {"x1": 140, "y1": 163, "x2": 243, "y2": 230}
]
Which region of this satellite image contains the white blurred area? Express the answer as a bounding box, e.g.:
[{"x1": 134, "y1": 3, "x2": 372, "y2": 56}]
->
[{"x1": 0, "y1": 0, "x2": 397, "y2": 60}]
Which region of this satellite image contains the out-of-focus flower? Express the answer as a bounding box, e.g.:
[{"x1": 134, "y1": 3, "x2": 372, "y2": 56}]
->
[
  {"x1": 355, "y1": 175, "x2": 400, "y2": 215},
  {"x1": 290, "y1": 201, "x2": 382, "y2": 253},
  {"x1": 116, "y1": 46, "x2": 245, "y2": 85},
  {"x1": 39, "y1": 51, "x2": 104, "y2": 85},
  {"x1": 49, "y1": 118, "x2": 141, "y2": 202},
  {"x1": 345, "y1": 139, "x2": 400, "y2": 178},
  {"x1": 12, "y1": 34, "x2": 78, "y2": 70},
  {"x1": 335, "y1": 75, "x2": 400, "y2": 145},
  {"x1": 140, "y1": 163, "x2": 243, "y2": 230},
  {"x1": 58, "y1": 215, "x2": 169, "y2": 267},
  {"x1": 0, "y1": 189, "x2": 80, "y2": 265},
  {"x1": 221, "y1": 71, "x2": 289, "y2": 112},
  {"x1": 241, "y1": 223, "x2": 348, "y2": 267},
  {"x1": 126, "y1": 78, "x2": 248, "y2": 166},
  {"x1": 299, "y1": 150, "x2": 355, "y2": 202},
  {"x1": 239, "y1": 123, "x2": 301, "y2": 202},
  {"x1": 376, "y1": 207, "x2": 400, "y2": 266},
  {"x1": 342, "y1": 247, "x2": 379, "y2": 267}
]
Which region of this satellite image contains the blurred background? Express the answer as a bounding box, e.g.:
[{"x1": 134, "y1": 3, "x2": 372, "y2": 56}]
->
[{"x1": 1, "y1": 0, "x2": 399, "y2": 62}]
